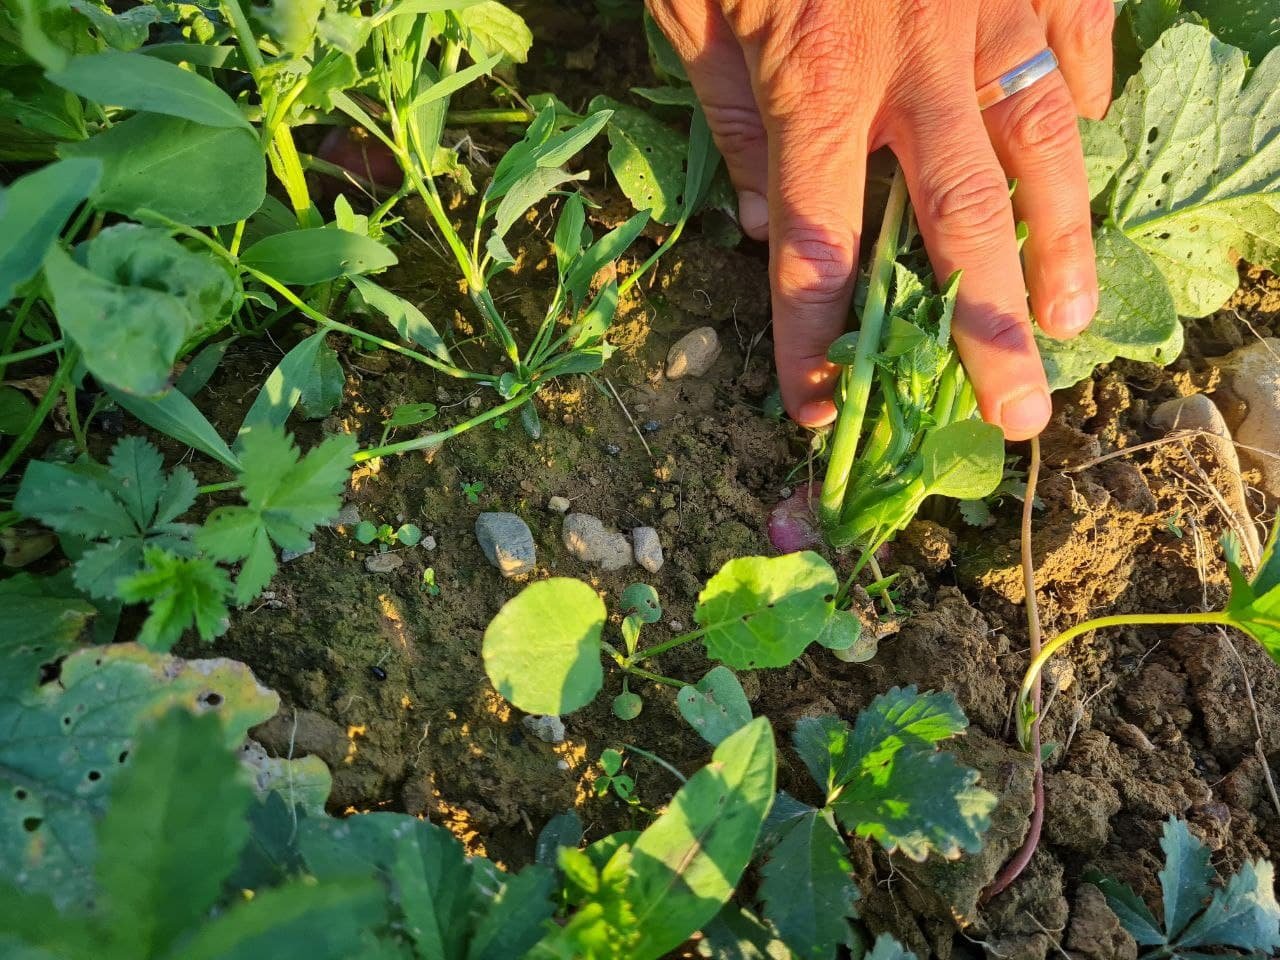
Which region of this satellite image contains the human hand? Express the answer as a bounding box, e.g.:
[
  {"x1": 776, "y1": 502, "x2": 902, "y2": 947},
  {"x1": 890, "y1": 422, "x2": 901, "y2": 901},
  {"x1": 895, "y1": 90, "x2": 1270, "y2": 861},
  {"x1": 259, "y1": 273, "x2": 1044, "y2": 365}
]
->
[{"x1": 646, "y1": 0, "x2": 1114, "y2": 440}]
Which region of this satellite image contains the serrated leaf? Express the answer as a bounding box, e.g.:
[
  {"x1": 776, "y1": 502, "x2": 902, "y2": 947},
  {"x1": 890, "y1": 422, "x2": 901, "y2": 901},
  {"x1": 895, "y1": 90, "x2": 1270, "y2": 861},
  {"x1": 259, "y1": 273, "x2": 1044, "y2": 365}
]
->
[
  {"x1": 1088, "y1": 874, "x2": 1166, "y2": 946},
  {"x1": 95, "y1": 709, "x2": 251, "y2": 957},
  {"x1": 117, "y1": 547, "x2": 232, "y2": 650},
  {"x1": 696, "y1": 552, "x2": 838, "y2": 670},
  {"x1": 1176, "y1": 858, "x2": 1280, "y2": 954},
  {"x1": 1037, "y1": 226, "x2": 1182, "y2": 390},
  {"x1": 1158, "y1": 817, "x2": 1215, "y2": 941},
  {"x1": 1103, "y1": 25, "x2": 1280, "y2": 316},
  {"x1": 0, "y1": 644, "x2": 280, "y2": 910},
  {"x1": 758, "y1": 807, "x2": 857, "y2": 960},
  {"x1": 483, "y1": 578, "x2": 606, "y2": 714},
  {"x1": 628, "y1": 717, "x2": 777, "y2": 960},
  {"x1": 532, "y1": 845, "x2": 640, "y2": 959},
  {"x1": 792, "y1": 716, "x2": 851, "y2": 795}
]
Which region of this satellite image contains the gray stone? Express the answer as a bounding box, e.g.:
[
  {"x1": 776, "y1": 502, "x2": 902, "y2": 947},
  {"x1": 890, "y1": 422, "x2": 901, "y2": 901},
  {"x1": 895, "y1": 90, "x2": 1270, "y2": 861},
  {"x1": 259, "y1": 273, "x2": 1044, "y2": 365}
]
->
[
  {"x1": 281, "y1": 541, "x2": 316, "y2": 563},
  {"x1": 475, "y1": 512, "x2": 536, "y2": 577},
  {"x1": 562, "y1": 513, "x2": 632, "y2": 570},
  {"x1": 632, "y1": 526, "x2": 664, "y2": 573},
  {"x1": 364, "y1": 552, "x2": 403, "y2": 573},
  {"x1": 522, "y1": 714, "x2": 565, "y2": 743},
  {"x1": 422, "y1": 534, "x2": 437, "y2": 552},
  {"x1": 665, "y1": 326, "x2": 721, "y2": 379},
  {"x1": 1154, "y1": 393, "x2": 1261, "y2": 560},
  {"x1": 331, "y1": 502, "x2": 361, "y2": 527},
  {"x1": 1218, "y1": 338, "x2": 1280, "y2": 498},
  {"x1": 548, "y1": 495, "x2": 571, "y2": 514}
]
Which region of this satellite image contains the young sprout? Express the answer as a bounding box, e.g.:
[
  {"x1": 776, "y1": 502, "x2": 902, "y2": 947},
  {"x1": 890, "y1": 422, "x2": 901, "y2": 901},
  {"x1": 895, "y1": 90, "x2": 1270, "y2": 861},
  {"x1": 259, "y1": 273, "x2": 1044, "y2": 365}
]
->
[{"x1": 461, "y1": 481, "x2": 485, "y2": 505}]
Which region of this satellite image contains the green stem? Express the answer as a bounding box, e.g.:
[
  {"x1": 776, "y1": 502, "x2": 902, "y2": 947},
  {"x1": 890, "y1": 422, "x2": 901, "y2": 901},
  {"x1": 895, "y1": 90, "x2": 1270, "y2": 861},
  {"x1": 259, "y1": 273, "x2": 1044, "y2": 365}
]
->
[
  {"x1": 198, "y1": 480, "x2": 242, "y2": 496},
  {"x1": 622, "y1": 744, "x2": 688, "y2": 782},
  {"x1": 820, "y1": 166, "x2": 908, "y2": 528},
  {"x1": 63, "y1": 374, "x2": 87, "y2": 454},
  {"x1": 243, "y1": 268, "x2": 489, "y2": 381},
  {"x1": 0, "y1": 347, "x2": 78, "y2": 479},
  {"x1": 0, "y1": 339, "x2": 65, "y2": 367},
  {"x1": 1016, "y1": 611, "x2": 1231, "y2": 747},
  {"x1": 353, "y1": 391, "x2": 531, "y2": 462},
  {"x1": 446, "y1": 108, "x2": 536, "y2": 125},
  {"x1": 269, "y1": 125, "x2": 322, "y2": 228},
  {"x1": 630, "y1": 625, "x2": 709, "y2": 664},
  {"x1": 219, "y1": 0, "x2": 265, "y2": 74}
]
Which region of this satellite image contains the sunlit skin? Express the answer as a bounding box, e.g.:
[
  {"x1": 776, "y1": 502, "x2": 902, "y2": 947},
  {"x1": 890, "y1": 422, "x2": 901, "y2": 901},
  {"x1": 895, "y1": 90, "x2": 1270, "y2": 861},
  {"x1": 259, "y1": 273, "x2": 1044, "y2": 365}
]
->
[{"x1": 646, "y1": 0, "x2": 1115, "y2": 440}]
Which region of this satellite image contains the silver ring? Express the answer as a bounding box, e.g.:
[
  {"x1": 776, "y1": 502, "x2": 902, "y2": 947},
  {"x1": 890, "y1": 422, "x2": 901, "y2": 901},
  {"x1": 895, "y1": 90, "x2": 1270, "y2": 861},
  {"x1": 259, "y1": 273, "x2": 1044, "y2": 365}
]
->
[{"x1": 977, "y1": 48, "x2": 1059, "y2": 110}]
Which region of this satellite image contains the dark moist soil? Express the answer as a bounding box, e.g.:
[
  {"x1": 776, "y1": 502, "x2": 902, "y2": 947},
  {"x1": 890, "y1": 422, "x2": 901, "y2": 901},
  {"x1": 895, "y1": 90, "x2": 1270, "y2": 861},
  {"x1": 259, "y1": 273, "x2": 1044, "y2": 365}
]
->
[{"x1": 152, "y1": 7, "x2": 1280, "y2": 958}]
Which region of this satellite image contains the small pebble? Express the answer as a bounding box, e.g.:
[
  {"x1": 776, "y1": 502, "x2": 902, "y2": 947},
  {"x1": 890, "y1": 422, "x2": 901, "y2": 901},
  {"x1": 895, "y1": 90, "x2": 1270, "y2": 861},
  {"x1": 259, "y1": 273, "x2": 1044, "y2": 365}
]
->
[
  {"x1": 364, "y1": 552, "x2": 404, "y2": 573},
  {"x1": 475, "y1": 512, "x2": 536, "y2": 577},
  {"x1": 642, "y1": 419, "x2": 661, "y2": 433},
  {"x1": 331, "y1": 502, "x2": 361, "y2": 527},
  {"x1": 632, "y1": 526, "x2": 664, "y2": 574},
  {"x1": 281, "y1": 541, "x2": 316, "y2": 563},
  {"x1": 668, "y1": 620, "x2": 684, "y2": 632},
  {"x1": 522, "y1": 714, "x2": 565, "y2": 743},
  {"x1": 602, "y1": 442, "x2": 622, "y2": 456},
  {"x1": 436, "y1": 387, "x2": 453, "y2": 402},
  {"x1": 562, "y1": 513, "x2": 632, "y2": 570},
  {"x1": 666, "y1": 326, "x2": 721, "y2": 379},
  {"x1": 422, "y1": 535, "x2": 437, "y2": 551},
  {"x1": 468, "y1": 394, "x2": 482, "y2": 410},
  {"x1": 556, "y1": 759, "x2": 570, "y2": 771},
  {"x1": 548, "y1": 495, "x2": 571, "y2": 513}
]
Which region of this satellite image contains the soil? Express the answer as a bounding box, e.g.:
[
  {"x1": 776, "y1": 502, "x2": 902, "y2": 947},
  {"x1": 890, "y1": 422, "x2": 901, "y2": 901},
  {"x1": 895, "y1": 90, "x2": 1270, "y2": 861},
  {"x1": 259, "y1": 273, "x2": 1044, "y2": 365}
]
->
[{"x1": 87, "y1": 5, "x2": 1280, "y2": 957}]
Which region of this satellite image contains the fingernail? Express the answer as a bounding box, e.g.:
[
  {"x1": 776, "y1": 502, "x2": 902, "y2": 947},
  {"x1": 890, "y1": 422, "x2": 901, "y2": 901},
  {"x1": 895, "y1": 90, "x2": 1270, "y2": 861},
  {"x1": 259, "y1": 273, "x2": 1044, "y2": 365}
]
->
[
  {"x1": 1050, "y1": 288, "x2": 1098, "y2": 336},
  {"x1": 737, "y1": 190, "x2": 769, "y2": 239},
  {"x1": 998, "y1": 385, "x2": 1052, "y2": 438},
  {"x1": 796, "y1": 400, "x2": 837, "y2": 428}
]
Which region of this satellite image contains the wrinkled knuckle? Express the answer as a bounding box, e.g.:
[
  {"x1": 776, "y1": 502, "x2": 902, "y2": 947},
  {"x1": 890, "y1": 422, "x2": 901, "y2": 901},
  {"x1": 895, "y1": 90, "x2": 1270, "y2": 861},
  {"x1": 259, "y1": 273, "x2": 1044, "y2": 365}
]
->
[
  {"x1": 980, "y1": 312, "x2": 1031, "y2": 353},
  {"x1": 1005, "y1": 84, "x2": 1079, "y2": 153},
  {"x1": 702, "y1": 101, "x2": 767, "y2": 158},
  {"x1": 925, "y1": 167, "x2": 1010, "y2": 246},
  {"x1": 774, "y1": 228, "x2": 856, "y2": 305}
]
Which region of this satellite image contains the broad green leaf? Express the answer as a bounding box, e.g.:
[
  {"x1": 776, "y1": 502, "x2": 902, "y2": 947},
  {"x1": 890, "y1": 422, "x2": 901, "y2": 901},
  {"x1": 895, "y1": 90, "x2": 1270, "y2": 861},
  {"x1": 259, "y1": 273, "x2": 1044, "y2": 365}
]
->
[
  {"x1": 0, "y1": 643, "x2": 280, "y2": 910},
  {"x1": 68, "y1": 0, "x2": 158, "y2": 50},
  {"x1": 1124, "y1": 0, "x2": 1183, "y2": 51},
  {"x1": 48, "y1": 50, "x2": 249, "y2": 129},
  {"x1": 759, "y1": 807, "x2": 856, "y2": 960},
  {"x1": 1037, "y1": 226, "x2": 1182, "y2": 390},
  {"x1": 95, "y1": 709, "x2": 251, "y2": 957},
  {"x1": 1225, "y1": 522, "x2": 1280, "y2": 663},
  {"x1": 792, "y1": 716, "x2": 851, "y2": 795},
  {"x1": 0, "y1": 883, "x2": 97, "y2": 959},
  {"x1": 573, "y1": 281, "x2": 618, "y2": 348},
  {"x1": 554, "y1": 193, "x2": 586, "y2": 276},
  {"x1": 919, "y1": 420, "x2": 1005, "y2": 500},
  {"x1": 350, "y1": 275, "x2": 451, "y2": 361},
  {"x1": 642, "y1": 10, "x2": 688, "y2": 83},
  {"x1": 677, "y1": 666, "x2": 752, "y2": 747},
  {"x1": 829, "y1": 688, "x2": 994, "y2": 861},
  {"x1": 467, "y1": 864, "x2": 557, "y2": 960},
  {"x1": 1103, "y1": 25, "x2": 1280, "y2": 316},
  {"x1": 198, "y1": 428, "x2": 354, "y2": 604},
  {"x1": 1183, "y1": 0, "x2": 1280, "y2": 63},
  {"x1": 176, "y1": 337, "x2": 235, "y2": 398},
  {"x1": 251, "y1": 0, "x2": 322, "y2": 56},
  {"x1": 46, "y1": 233, "x2": 232, "y2": 395},
  {"x1": 107, "y1": 385, "x2": 241, "y2": 469},
  {"x1": 457, "y1": 1, "x2": 533, "y2": 63},
  {"x1": 816, "y1": 608, "x2": 862, "y2": 653},
  {"x1": 487, "y1": 109, "x2": 611, "y2": 202},
  {"x1": 1080, "y1": 117, "x2": 1126, "y2": 202},
  {"x1": 628, "y1": 717, "x2": 777, "y2": 960},
  {"x1": 118, "y1": 547, "x2": 232, "y2": 650},
  {"x1": 620, "y1": 583, "x2": 662, "y2": 623},
  {"x1": 483, "y1": 578, "x2": 606, "y2": 714},
  {"x1": 240, "y1": 228, "x2": 397, "y2": 285},
  {"x1": 0, "y1": 572, "x2": 95, "y2": 684},
  {"x1": 62, "y1": 113, "x2": 266, "y2": 226},
  {"x1": 238, "y1": 332, "x2": 331, "y2": 435},
  {"x1": 0, "y1": 156, "x2": 99, "y2": 306},
  {"x1": 588, "y1": 95, "x2": 687, "y2": 224},
  {"x1": 697, "y1": 905, "x2": 790, "y2": 960},
  {"x1": 1158, "y1": 816, "x2": 1215, "y2": 941},
  {"x1": 696, "y1": 552, "x2": 838, "y2": 670},
  {"x1": 1088, "y1": 874, "x2": 1166, "y2": 946},
  {"x1": 297, "y1": 338, "x2": 343, "y2": 420}
]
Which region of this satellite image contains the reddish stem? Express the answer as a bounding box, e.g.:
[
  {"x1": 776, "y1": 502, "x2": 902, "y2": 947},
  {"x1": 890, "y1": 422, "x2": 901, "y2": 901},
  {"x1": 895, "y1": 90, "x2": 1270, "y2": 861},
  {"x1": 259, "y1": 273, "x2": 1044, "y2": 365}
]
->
[{"x1": 983, "y1": 435, "x2": 1044, "y2": 900}]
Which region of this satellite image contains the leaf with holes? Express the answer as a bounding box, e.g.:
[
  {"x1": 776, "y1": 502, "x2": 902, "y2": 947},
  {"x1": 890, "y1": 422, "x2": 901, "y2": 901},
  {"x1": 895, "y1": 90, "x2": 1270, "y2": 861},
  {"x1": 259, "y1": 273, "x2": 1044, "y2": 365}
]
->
[
  {"x1": 676, "y1": 666, "x2": 752, "y2": 747},
  {"x1": 588, "y1": 95, "x2": 686, "y2": 225},
  {"x1": 695, "y1": 552, "x2": 839, "y2": 670},
  {"x1": 0, "y1": 643, "x2": 281, "y2": 911}
]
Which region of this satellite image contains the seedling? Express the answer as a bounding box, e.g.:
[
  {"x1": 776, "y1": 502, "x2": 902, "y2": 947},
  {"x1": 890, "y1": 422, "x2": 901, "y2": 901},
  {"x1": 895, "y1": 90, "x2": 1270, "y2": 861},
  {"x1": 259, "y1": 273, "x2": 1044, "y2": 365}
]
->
[
  {"x1": 353, "y1": 520, "x2": 422, "y2": 551},
  {"x1": 594, "y1": 748, "x2": 637, "y2": 803},
  {"x1": 378, "y1": 402, "x2": 437, "y2": 447},
  {"x1": 1017, "y1": 522, "x2": 1280, "y2": 750},
  {"x1": 491, "y1": 415, "x2": 511, "y2": 431},
  {"x1": 461, "y1": 481, "x2": 485, "y2": 505},
  {"x1": 420, "y1": 567, "x2": 441, "y2": 597},
  {"x1": 482, "y1": 552, "x2": 862, "y2": 718},
  {"x1": 1088, "y1": 817, "x2": 1280, "y2": 958}
]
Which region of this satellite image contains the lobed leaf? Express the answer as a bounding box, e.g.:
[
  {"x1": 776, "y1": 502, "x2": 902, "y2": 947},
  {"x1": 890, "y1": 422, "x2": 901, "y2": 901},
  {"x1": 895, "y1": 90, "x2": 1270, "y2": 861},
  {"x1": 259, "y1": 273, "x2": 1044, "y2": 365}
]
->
[
  {"x1": 1158, "y1": 816, "x2": 1215, "y2": 941},
  {"x1": 117, "y1": 547, "x2": 232, "y2": 650}
]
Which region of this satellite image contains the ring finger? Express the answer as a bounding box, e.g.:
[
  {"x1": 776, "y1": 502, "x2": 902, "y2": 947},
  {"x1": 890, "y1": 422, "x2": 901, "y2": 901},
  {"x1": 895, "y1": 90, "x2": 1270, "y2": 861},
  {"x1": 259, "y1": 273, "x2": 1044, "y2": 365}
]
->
[{"x1": 978, "y1": 0, "x2": 1098, "y2": 340}]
